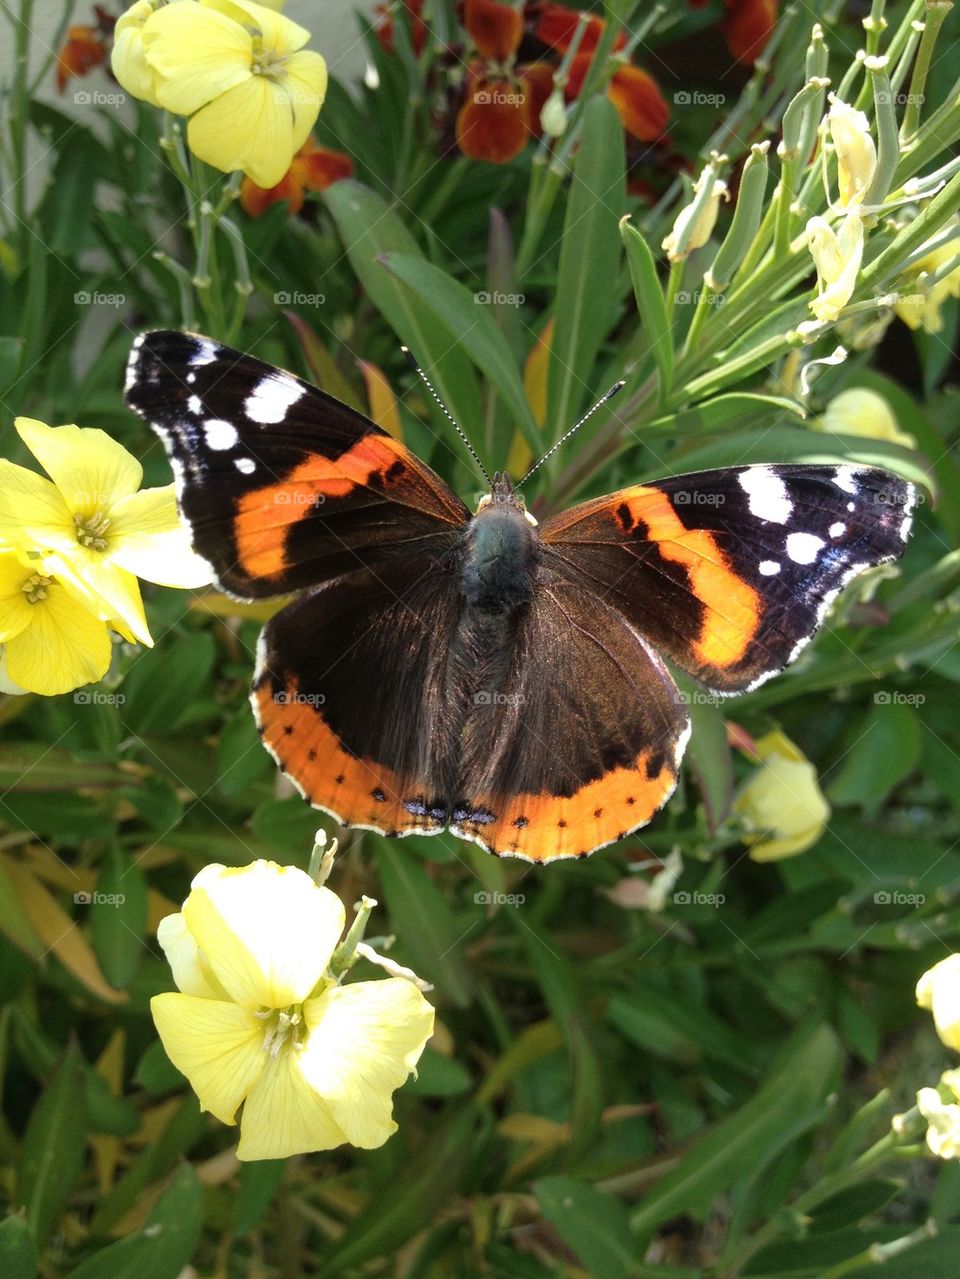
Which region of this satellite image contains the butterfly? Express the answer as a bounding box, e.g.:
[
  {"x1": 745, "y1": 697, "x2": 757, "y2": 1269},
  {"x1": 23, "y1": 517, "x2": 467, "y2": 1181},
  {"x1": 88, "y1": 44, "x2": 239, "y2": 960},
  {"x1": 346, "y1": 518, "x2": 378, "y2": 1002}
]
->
[{"x1": 125, "y1": 330, "x2": 916, "y2": 863}]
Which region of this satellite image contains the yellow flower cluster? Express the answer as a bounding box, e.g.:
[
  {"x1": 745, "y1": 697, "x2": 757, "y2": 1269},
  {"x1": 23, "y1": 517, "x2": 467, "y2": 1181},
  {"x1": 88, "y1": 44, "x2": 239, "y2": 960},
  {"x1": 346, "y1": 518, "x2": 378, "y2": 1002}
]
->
[
  {"x1": 916, "y1": 956, "x2": 960, "y2": 1158},
  {"x1": 0, "y1": 417, "x2": 210, "y2": 695},
  {"x1": 112, "y1": 0, "x2": 328, "y2": 187},
  {"x1": 152, "y1": 859, "x2": 435, "y2": 1160}
]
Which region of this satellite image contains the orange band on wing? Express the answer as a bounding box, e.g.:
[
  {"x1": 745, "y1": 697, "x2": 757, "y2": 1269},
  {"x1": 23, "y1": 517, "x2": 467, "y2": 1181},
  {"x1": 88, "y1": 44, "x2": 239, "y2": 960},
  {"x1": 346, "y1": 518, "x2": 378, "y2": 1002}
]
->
[
  {"x1": 454, "y1": 749, "x2": 677, "y2": 862},
  {"x1": 625, "y1": 488, "x2": 761, "y2": 668},
  {"x1": 253, "y1": 678, "x2": 441, "y2": 836},
  {"x1": 234, "y1": 435, "x2": 410, "y2": 580}
]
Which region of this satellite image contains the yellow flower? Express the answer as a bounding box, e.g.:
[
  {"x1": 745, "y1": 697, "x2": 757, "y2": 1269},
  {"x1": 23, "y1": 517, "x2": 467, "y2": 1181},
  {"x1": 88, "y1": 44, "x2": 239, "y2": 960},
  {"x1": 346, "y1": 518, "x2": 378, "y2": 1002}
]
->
[
  {"x1": 0, "y1": 417, "x2": 212, "y2": 647},
  {"x1": 140, "y1": 0, "x2": 328, "y2": 187},
  {"x1": 112, "y1": 0, "x2": 167, "y2": 106},
  {"x1": 816, "y1": 387, "x2": 916, "y2": 450},
  {"x1": 828, "y1": 97, "x2": 876, "y2": 209},
  {"x1": 151, "y1": 861, "x2": 435, "y2": 1160},
  {"x1": 0, "y1": 551, "x2": 112, "y2": 695},
  {"x1": 806, "y1": 214, "x2": 865, "y2": 322},
  {"x1": 734, "y1": 730, "x2": 830, "y2": 862},
  {"x1": 662, "y1": 168, "x2": 729, "y2": 262},
  {"x1": 894, "y1": 220, "x2": 960, "y2": 334},
  {"x1": 916, "y1": 954, "x2": 960, "y2": 1052},
  {"x1": 917, "y1": 1071, "x2": 960, "y2": 1159}
]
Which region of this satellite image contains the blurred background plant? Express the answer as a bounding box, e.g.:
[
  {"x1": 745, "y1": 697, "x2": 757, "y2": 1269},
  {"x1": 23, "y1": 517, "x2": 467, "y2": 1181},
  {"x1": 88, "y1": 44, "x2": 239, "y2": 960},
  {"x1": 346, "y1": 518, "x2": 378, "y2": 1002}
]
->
[{"x1": 3, "y1": 0, "x2": 960, "y2": 1275}]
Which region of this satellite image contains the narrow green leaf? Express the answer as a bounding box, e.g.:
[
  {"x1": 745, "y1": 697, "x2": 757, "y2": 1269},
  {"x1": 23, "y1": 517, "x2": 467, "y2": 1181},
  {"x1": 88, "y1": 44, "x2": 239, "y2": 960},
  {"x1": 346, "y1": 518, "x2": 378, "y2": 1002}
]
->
[
  {"x1": 380, "y1": 252, "x2": 543, "y2": 455},
  {"x1": 0, "y1": 1216, "x2": 38, "y2": 1279},
  {"x1": 323, "y1": 181, "x2": 482, "y2": 446},
  {"x1": 641, "y1": 392, "x2": 804, "y2": 434},
  {"x1": 90, "y1": 847, "x2": 149, "y2": 990},
  {"x1": 0, "y1": 336, "x2": 23, "y2": 397},
  {"x1": 0, "y1": 745, "x2": 126, "y2": 792},
  {"x1": 621, "y1": 219, "x2": 673, "y2": 401},
  {"x1": 375, "y1": 845, "x2": 473, "y2": 1006},
  {"x1": 682, "y1": 687, "x2": 734, "y2": 833},
  {"x1": 548, "y1": 96, "x2": 626, "y2": 437},
  {"x1": 236, "y1": 1160, "x2": 285, "y2": 1236},
  {"x1": 326, "y1": 1109, "x2": 477, "y2": 1274},
  {"x1": 536, "y1": 1177, "x2": 636, "y2": 1279},
  {"x1": 631, "y1": 1023, "x2": 841, "y2": 1239},
  {"x1": 827, "y1": 702, "x2": 923, "y2": 814},
  {"x1": 18, "y1": 1042, "x2": 87, "y2": 1245},
  {"x1": 285, "y1": 311, "x2": 365, "y2": 411},
  {"x1": 71, "y1": 1164, "x2": 203, "y2": 1279},
  {"x1": 0, "y1": 860, "x2": 45, "y2": 959}
]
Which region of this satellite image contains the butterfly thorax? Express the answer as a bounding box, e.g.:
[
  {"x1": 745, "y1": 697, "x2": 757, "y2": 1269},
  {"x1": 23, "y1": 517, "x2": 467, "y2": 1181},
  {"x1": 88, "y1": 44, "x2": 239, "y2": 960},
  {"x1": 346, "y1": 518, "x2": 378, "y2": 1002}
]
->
[{"x1": 462, "y1": 476, "x2": 539, "y2": 613}]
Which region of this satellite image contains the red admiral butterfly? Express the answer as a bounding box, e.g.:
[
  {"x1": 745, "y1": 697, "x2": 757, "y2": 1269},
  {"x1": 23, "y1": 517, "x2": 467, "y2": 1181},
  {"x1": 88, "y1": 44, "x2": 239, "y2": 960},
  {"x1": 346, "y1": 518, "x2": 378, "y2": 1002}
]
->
[{"x1": 126, "y1": 331, "x2": 916, "y2": 862}]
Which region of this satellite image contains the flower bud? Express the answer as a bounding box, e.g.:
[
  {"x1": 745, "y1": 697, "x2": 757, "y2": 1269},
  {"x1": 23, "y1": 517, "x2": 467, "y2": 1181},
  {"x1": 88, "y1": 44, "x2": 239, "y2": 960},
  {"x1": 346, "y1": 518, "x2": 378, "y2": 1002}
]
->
[{"x1": 829, "y1": 97, "x2": 877, "y2": 208}]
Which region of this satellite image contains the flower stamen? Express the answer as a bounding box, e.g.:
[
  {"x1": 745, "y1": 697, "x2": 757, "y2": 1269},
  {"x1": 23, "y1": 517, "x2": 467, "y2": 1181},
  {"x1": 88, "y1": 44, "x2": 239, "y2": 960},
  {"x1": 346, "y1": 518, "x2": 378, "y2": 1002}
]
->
[
  {"x1": 21, "y1": 572, "x2": 53, "y2": 604},
  {"x1": 259, "y1": 1003, "x2": 307, "y2": 1056},
  {"x1": 74, "y1": 511, "x2": 111, "y2": 550}
]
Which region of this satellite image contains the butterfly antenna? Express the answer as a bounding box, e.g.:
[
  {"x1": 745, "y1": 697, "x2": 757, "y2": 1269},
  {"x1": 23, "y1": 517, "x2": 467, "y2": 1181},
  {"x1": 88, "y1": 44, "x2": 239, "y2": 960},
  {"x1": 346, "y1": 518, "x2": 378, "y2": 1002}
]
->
[
  {"x1": 519, "y1": 380, "x2": 626, "y2": 487},
  {"x1": 402, "y1": 347, "x2": 492, "y2": 486}
]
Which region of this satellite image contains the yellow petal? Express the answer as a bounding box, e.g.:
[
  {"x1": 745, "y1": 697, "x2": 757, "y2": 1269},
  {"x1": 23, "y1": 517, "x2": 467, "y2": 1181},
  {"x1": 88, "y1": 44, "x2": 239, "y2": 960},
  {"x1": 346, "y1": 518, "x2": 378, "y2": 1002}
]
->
[
  {"x1": 151, "y1": 992, "x2": 265, "y2": 1123},
  {"x1": 735, "y1": 730, "x2": 830, "y2": 863},
  {"x1": 45, "y1": 548, "x2": 152, "y2": 647},
  {"x1": 0, "y1": 459, "x2": 73, "y2": 550},
  {"x1": 186, "y1": 55, "x2": 326, "y2": 186},
  {"x1": 112, "y1": 0, "x2": 165, "y2": 107},
  {"x1": 299, "y1": 978, "x2": 434, "y2": 1148},
  {"x1": 819, "y1": 388, "x2": 916, "y2": 449},
  {"x1": 5, "y1": 582, "x2": 112, "y2": 695},
  {"x1": 0, "y1": 553, "x2": 35, "y2": 642},
  {"x1": 917, "y1": 1086, "x2": 960, "y2": 1160},
  {"x1": 182, "y1": 861, "x2": 345, "y2": 1008},
  {"x1": 807, "y1": 215, "x2": 864, "y2": 323},
  {"x1": 829, "y1": 99, "x2": 876, "y2": 209},
  {"x1": 108, "y1": 487, "x2": 214, "y2": 588},
  {"x1": 204, "y1": 0, "x2": 311, "y2": 53},
  {"x1": 156, "y1": 911, "x2": 228, "y2": 999},
  {"x1": 237, "y1": 1047, "x2": 346, "y2": 1159},
  {"x1": 15, "y1": 418, "x2": 143, "y2": 515},
  {"x1": 145, "y1": 4, "x2": 253, "y2": 116},
  {"x1": 916, "y1": 954, "x2": 960, "y2": 1051}
]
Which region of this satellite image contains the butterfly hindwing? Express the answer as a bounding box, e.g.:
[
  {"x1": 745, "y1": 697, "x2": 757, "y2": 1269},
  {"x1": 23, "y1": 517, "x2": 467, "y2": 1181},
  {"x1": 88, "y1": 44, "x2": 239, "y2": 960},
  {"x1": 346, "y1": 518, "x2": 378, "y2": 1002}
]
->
[
  {"x1": 124, "y1": 330, "x2": 469, "y2": 598},
  {"x1": 542, "y1": 463, "x2": 915, "y2": 694}
]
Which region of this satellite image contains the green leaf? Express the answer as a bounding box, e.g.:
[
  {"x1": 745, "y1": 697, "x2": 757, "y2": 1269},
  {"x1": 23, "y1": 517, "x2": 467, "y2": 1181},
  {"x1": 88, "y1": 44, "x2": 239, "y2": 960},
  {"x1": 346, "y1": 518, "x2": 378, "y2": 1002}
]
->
[
  {"x1": 380, "y1": 252, "x2": 542, "y2": 456},
  {"x1": 285, "y1": 311, "x2": 365, "y2": 410},
  {"x1": 621, "y1": 219, "x2": 673, "y2": 401},
  {"x1": 70, "y1": 1164, "x2": 203, "y2": 1279},
  {"x1": 548, "y1": 96, "x2": 626, "y2": 436},
  {"x1": 375, "y1": 845, "x2": 473, "y2": 1006},
  {"x1": 682, "y1": 685, "x2": 733, "y2": 833},
  {"x1": 827, "y1": 701, "x2": 923, "y2": 814},
  {"x1": 0, "y1": 1216, "x2": 38, "y2": 1279},
  {"x1": 323, "y1": 181, "x2": 482, "y2": 447},
  {"x1": 235, "y1": 1160, "x2": 285, "y2": 1236},
  {"x1": 808, "y1": 1178, "x2": 901, "y2": 1232},
  {"x1": 0, "y1": 745, "x2": 126, "y2": 792},
  {"x1": 18, "y1": 1042, "x2": 87, "y2": 1245},
  {"x1": 0, "y1": 860, "x2": 45, "y2": 959},
  {"x1": 0, "y1": 336, "x2": 23, "y2": 397},
  {"x1": 90, "y1": 847, "x2": 149, "y2": 990},
  {"x1": 642, "y1": 392, "x2": 805, "y2": 435},
  {"x1": 326, "y1": 1109, "x2": 477, "y2": 1274},
  {"x1": 405, "y1": 1048, "x2": 472, "y2": 1096},
  {"x1": 631, "y1": 1023, "x2": 841, "y2": 1240},
  {"x1": 535, "y1": 1177, "x2": 636, "y2": 1279},
  {"x1": 120, "y1": 633, "x2": 217, "y2": 735},
  {"x1": 250, "y1": 798, "x2": 323, "y2": 857},
  {"x1": 133, "y1": 1040, "x2": 185, "y2": 1098}
]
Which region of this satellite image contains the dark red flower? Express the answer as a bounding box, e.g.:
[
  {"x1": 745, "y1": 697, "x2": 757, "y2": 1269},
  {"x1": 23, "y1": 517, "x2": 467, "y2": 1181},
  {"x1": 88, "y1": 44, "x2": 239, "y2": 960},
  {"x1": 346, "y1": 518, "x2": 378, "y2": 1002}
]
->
[
  {"x1": 464, "y1": 0, "x2": 524, "y2": 61},
  {"x1": 564, "y1": 52, "x2": 668, "y2": 142},
  {"x1": 240, "y1": 138, "x2": 354, "y2": 217},
  {"x1": 723, "y1": 0, "x2": 777, "y2": 64},
  {"x1": 456, "y1": 73, "x2": 530, "y2": 163},
  {"x1": 374, "y1": 0, "x2": 427, "y2": 56},
  {"x1": 56, "y1": 25, "x2": 106, "y2": 93}
]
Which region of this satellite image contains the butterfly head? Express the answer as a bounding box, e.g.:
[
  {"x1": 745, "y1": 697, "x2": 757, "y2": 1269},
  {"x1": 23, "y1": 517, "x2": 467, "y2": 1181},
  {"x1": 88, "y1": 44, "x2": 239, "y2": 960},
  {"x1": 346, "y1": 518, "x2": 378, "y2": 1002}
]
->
[{"x1": 476, "y1": 472, "x2": 538, "y2": 527}]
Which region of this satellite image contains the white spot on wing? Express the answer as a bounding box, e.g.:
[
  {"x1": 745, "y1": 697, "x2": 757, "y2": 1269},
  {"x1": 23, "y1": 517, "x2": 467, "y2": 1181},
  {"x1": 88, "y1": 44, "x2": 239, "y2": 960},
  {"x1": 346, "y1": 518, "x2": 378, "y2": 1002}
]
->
[
  {"x1": 188, "y1": 394, "x2": 202, "y2": 413},
  {"x1": 829, "y1": 521, "x2": 846, "y2": 538},
  {"x1": 833, "y1": 466, "x2": 858, "y2": 494},
  {"x1": 738, "y1": 467, "x2": 793, "y2": 523},
  {"x1": 244, "y1": 375, "x2": 305, "y2": 425},
  {"x1": 235, "y1": 457, "x2": 256, "y2": 474},
  {"x1": 759, "y1": 560, "x2": 781, "y2": 576},
  {"x1": 204, "y1": 418, "x2": 238, "y2": 450},
  {"x1": 786, "y1": 532, "x2": 825, "y2": 565},
  {"x1": 189, "y1": 339, "x2": 218, "y2": 367}
]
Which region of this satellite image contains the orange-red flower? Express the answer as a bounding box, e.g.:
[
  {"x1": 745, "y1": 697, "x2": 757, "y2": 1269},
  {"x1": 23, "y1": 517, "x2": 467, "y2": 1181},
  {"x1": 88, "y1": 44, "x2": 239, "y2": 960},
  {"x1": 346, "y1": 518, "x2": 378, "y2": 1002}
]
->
[
  {"x1": 456, "y1": 74, "x2": 530, "y2": 163},
  {"x1": 240, "y1": 138, "x2": 353, "y2": 217},
  {"x1": 56, "y1": 24, "x2": 106, "y2": 93},
  {"x1": 723, "y1": 0, "x2": 778, "y2": 64},
  {"x1": 375, "y1": 0, "x2": 428, "y2": 56},
  {"x1": 465, "y1": 0, "x2": 524, "y2": 61},
  {"x1": 536, "y1": 4, "x2": 668, "y2": 142}
]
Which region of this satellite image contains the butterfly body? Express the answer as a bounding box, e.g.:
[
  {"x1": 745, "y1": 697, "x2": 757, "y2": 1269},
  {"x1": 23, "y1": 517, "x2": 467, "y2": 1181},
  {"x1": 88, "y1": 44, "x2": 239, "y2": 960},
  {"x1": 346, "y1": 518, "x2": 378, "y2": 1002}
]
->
[{"x1": 126, "y1": 331, "x2": 917, "y2": 863}]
